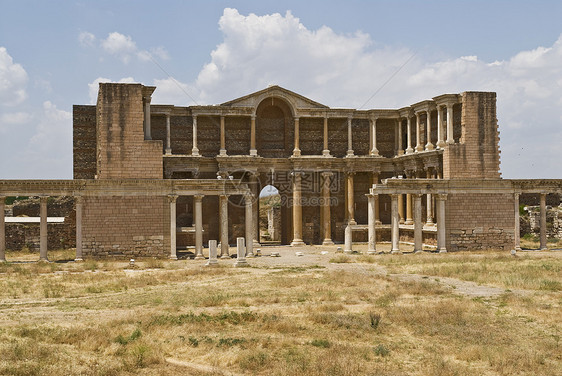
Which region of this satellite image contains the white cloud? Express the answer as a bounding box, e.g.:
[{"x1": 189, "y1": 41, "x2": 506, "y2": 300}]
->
[
  {"x1": 78, "y1": 31, "x2": 96, "y2": 47},
  {"x1": 0, "y1": 47, "x2": 28, "y2": 106},
  {"x1": 0, "y1": 111, "x2": 32, "y2": 125},
  {"x1": 87, "y1": 76, "x2": 136, "y2": 104},
  {"x1": 151, "y1": 77, "x2": 200, "y2": 105},
  {"x1": 93, "y1": 32, "x2": 170, "y2": 64}
]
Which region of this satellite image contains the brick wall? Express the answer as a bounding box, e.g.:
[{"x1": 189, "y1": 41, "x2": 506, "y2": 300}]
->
[
  {"x1": 96, "y1": 83, "x2": 163, "y2": 179},
  {"x1": 443, "y1": 92, "x2": 501, "y2": 179},
  {"x1": 82, "y1": 196, "x2": 169, "y2": 258},
  {"x1": 73, "y1": 105, "x2": 97, "y2": 179},
  {"x1": 446, "y1": 193, "x2": 514, "y2": 251}
]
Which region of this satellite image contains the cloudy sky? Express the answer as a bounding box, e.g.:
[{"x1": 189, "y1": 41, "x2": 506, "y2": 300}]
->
[{"x1": 1, "y1": 0, "x2": 561, "y2": 179}]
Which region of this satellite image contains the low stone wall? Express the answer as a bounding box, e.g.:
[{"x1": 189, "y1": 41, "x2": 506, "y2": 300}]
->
[{"x1": 6, "y1": 222, "x2": 75, "y2": 251}]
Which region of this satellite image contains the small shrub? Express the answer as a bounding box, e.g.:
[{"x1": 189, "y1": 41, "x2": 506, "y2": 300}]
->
[
  {"x1": 188, "y1": 337, "x2": 199, "y2": 347},
  {"x1": 373, "y1": 344, "x2": 390, "y2": 357},
  {"x1": 369, "y1": 312, "x2": 381, "y2": 330},
  {"x1": 217, "y1": 337, "x2": 246, "y2": 347},
  {"x1": 115, "y1": 328, "x2": 142, "y2": 345},
  {"x1": 310, "y1": 339, "x2": 331, "y2": 348}
]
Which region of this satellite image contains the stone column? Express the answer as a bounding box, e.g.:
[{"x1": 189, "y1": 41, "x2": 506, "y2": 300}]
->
[
  {"x1": 370, "y1": 116, "x2": 379, "y2": 156},
  {"x1": 245, "y1": 194, "x2": 254, "y2": 257},
  {"x1": 168, "y1": 195, "x2": 178, "y2": 260},
  {"x1": 540, "y1": 193, "x2": 547, "y2": 250},
  {"x1": 205, "y1": 240, "x2": 218, "y2": 266},
  {"x1": 397, "y1": 118, "x2": 404, "y2": 156},
  {"x1": 219, "y1": 116, "x2": 227, "y2": 156},
  {"x1": 165, "y1": 114, "x2": 172, "y2": 155},
  {"x1": 291, "y1": 171, "x2": 305, "y2": 246},
  {"x1": 406, "y1": 116, "x2": 413, "y2": 154},
  {"x1": 415, "y1": 112, "x2": 423, "y2": 152},
  {"x1": 346, "y1": 116, "x2": 354, "y2": 156},
  {"x1": 446, "y1": 104, "x2": 454, "y2": 144},
  {"x1": 436, "y1": 105, "x2": 446, "y2": 148},
  {"x1": 39, "y1": 196, "x2": 48, "y2": 262},
  {"x1": 346, "y1": 172, "x2": 356, "y2": 225},
  {"x1": 405, "y1": 194, "x2": 413, "y2": 225},
  {"x1": 322, "y1": 116, "x2": 330, "y2": 156},
  {"x1": 413, "y1": 194, "x2": 423, "y2": 253},
  {"x1": 219, "y1": 194, "x2": 230, "y2": 258},
  {"x1": 367, "y1": 194, "x2": 377, "y2": 254},
  {"x1": 437, "y1": 194, "x2": 447, "y2": 253},
  {"x1": 391, "y1": 194, "x2": 401, "y2": 254},
  {"x1": 344, "y1": 223, "x2": 353, "y2": 253},
  {"x1": 194, "y1": 194, "x2": 204, "y2": 259},
  {"x1": 425, "y1": 110, "x2": 434, "y2": 151},
  {"x1": 234, "y1": 237, "x2": 248, "y2": 267},
  {"x1": 426, "y1": 169, "x2": 434, "y2": 225},
  {"x1": 292, "y1": 117, "x2": 301, "y2": 157},
  {"x1": 250, "y1": 115, "x2": 257, "y2": 156},
  {"x1": 321, "y1": 172, "x2": 334, "y2": 245},
  {"x1": 191, "y1": 115, "x2": 200, "y2": 156},
  {"x1": 0, "y1": 196, "x2": 5, "y2": 262},
  {"x1": 75, "y1": 196, "x2": 84, "y2": 262},
  {"x1": 249, "y1": 173, "x2": 260, "y2": 247},
  {"x1": 372, "y1": 172, "x2": 381, "y2": 224},
  {"x1": 398, "y1": 194, "x2": 405, "y2": 224},
  {"x1": 513, "y1": 193, "x2": 521, "y2": 252},
  {"x1": 143, "y1": 96, "x2": 152, "y2": 140}
]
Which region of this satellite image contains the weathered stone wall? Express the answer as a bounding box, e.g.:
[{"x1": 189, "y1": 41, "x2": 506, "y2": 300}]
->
[
  {"x1": 82, "y1": 196, "x2": 169, "y2": 258},
  {"x1": 6, "y1": 223, "x2": 74, "y2": 251},
  {"x1": 446, "y1": 193, "x2": 514, "y2": 251},
  {"x1": 300, "y1": 118, "x2": 323, "y2": 155},
  {"x1": 443, "y1": 92, "x2": 500, "y2": 179},
  {"x1": 96, "y1": 83, "x2": 163, "y2": 179},
  {"x1": 73, "y1": 105, "x2": 97, "y2": 179}
]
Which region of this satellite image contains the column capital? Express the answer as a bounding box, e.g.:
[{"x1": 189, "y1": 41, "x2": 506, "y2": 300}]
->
[
  {"x1": 219, "y1": 193, "x2": 230, "y2": 199},
  {"x1": 167, "y1": 194, "x2": 178, "y2": 203},
  {"x1": 436, "y1": 193, "x2": 448, "y2": 201},
  {"x1": 74, "y1": 195, "x2": 84, "y2": 204},
  {"x1": 39, "y1": 195, "x2": 49, "y2": 203},
  {"x1": 251, "y1": 114, "x2": 256, "y2": 120},
  {"x1": 321, "y1": 171, "x2": 334, "y2": 178},
  {"x1": 194, "y1": 194, "x2": 204, "y2": 201}
]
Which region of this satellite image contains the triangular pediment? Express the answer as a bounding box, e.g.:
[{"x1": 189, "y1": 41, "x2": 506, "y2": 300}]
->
[{"x1": 221, "y1": 85, "x2": 328, "y2": 110}]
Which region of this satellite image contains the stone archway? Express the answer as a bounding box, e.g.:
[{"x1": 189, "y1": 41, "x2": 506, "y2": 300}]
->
[{"x1": 256, "y1": 97, "x2": 294, "y2": 158}]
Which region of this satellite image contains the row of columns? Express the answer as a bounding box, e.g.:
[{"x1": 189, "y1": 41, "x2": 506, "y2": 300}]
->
[
  {"x1": 161, "y1": 114, "x2": 387, "y2": 158},
  {"x1": 399, "y1": 104, "x2": 455, "y2": 156},
  {"x1": 167, "y1": 193, "x2": 255, "y2": 260}
]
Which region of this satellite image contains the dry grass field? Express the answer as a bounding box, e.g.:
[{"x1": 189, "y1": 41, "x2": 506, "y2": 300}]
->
[{"x1": 0, "y1": 244, "x2": 560, "y2": 376}]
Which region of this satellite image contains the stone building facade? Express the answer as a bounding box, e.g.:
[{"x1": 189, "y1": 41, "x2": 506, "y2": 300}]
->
[{"x1": 1, "y1": 82, "x2": 561, "y2": 260}]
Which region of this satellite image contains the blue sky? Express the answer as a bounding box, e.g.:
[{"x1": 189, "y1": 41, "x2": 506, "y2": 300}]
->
[{"x1": 1, "y1": 0, "x2": 561, "y2": 179}]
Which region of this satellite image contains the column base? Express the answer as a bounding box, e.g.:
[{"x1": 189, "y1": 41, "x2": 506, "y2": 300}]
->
[
  {"x1": 220, "y1": 254, "x2": 231, "y2": 259},
  {"x1": 346, "y1": 150, "x2": 355, "y2": 157},
  {"x1": 375, "y1": 220, "x2": 382, "y2": 225},
  {"x1": 446, "y1": 139, "x2": 454, "y2": 145},
  {"x1": 398, "y1": 150, "x2": 404, "y2": 156},
  {"x1": 322, "y1": 150, "x2": 331, "y2": 157},
  {"x1": 322, "y1": 239, "x2": 335, "y2": 246},
  {"x1": 165, "y1": 149, "x2": 172, "y2": 155},
  {"x1": 399, "y1": 219, "x2": 405, "y2": 224},
  {"x1": 436, "y1": 141, "x2": 446, "y2": 149},
  {"x1": 426, "y1": 220, "x2": 434, "y2": 226},
  {"x1": 367, "y1": 249, "x2": 377, "y2": 255},
  {"x1": 205, "y1": 260, "x2": 218, "y2": 267},
  {"x1": 348, "y1": 220, "x2": 357, "y2": 226},
  {"x1": 168, "y1": 256, "x2": 178, "y2": 260},
  {"x1": 405, "y1": 147, "x2": 413, "y2": 154},
  {"x1": 219, "y1": 149, "x2": 227, "y2": 156},
  {"x1": 253, "y1": 240, "x2": 261, "y2": 247},
  {"x1": 438, "y1": 249, "x2": 447, "y2": 253},
  {"x1": 74, "y1": 258, "x2": 84, "y2": 262},
  {"x1": 38, "y1": 258, "x2": 50, "y2": 263},
  {"x1": 191, "y1": 148, "x2": 200, "y2": 156},
  {"x1": 343, "y1": 249, "x2": 353, "y2": 254},
  {"x1": 405, "y1": 220, "x2": 413, "y2": 225},
  {"x1": 414, "y1": 250, "x2": 424, "y2": 254},
  {"x1": 292, "y1": 149, "x2": 301, "y2": 157},
  {"x1": 391, "y1": 250, "x2": 402, "y2": 255},
  {"x1": 425, "y1": 143, "x2": 434, "y2": 151},
  {"x1": 234, "y1": 259, "x2": 249, "y2": 267},
  {"x1": 194, "y1": 255, "x2": 205, "y2": 260},
  {"x1": 250, "y1": 149, "x2": 258, "y2": 156},
  {"x1": 415, "y1": 145, "x2": 424, "y2": 152},
  {"x1": 369, "y1": 150, "x2": 380, "y2": 157},
  {"x1": 291, "y1": 239, "x2": 305, "y2": 246}
]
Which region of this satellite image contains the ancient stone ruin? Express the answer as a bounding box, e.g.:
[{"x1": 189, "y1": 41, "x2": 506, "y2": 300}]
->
[{"x1": 1, "y1": 83, "x2": 561, "y2": 261}]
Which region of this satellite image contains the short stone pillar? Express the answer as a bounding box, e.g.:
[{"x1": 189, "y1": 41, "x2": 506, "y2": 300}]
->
[
  {"x1": 75, "y1": 196, "x2": 84, "y2": 262},
  {"x1": 245, "y1": 194, "x2": 255, "y2": 257},
  {"x1": 168, "y1": 194, "x2": 178, "y2": 260},
  {"x1": 413, "y1": 194, "x2": 423, "y2": 253},
  {"x1": 234, "y1": 237, "x2": 248, "y2": 267},
  {"x1": 194, "y1": 194, "x2": 205, "y2": 260},
  {"x1": 344, "y1": 224, "x2": 352, "y2": 254},
  {"x1": 205, "y1": 240, "x2": 218, "y2": 267},
  {"x1": 219, "y1": 194, "x2": 230, "y2": 259},
  {"x1": 0, "y1": 196, "x2": 5, "y2": 262},
  {"x1": 540, "y1": 193, "x2": 547, "y2": 250},
  {"x1": 391, "y1": 194, "x2": 401, "y2": 254},
  {"x1": 39, "y1": 196, "x2": 49, "y2": 262},
  {"x1": 367, "y1": 194, "x2": 377, "y2": 255},
  {"x1": 436, "y1": 194, "x2": 448, "y2": 253}
]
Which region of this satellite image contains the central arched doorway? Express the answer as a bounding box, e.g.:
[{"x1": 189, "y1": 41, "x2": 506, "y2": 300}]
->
[{"x1": 256, "y1": 97, "x2": 294, "y2": 158}]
